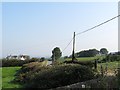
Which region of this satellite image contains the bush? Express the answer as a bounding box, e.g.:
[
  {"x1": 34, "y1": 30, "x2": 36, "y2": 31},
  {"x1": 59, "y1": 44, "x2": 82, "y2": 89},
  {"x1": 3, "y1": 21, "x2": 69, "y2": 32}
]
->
[
  {"x1": 15, "y1": 63, "x2": 96, "y2": 89},
  {"x1": 52, "y1": 60, "x2": 63, "y2": 66},
  {"x1": 2, "y1": 59, "x2": 39, "y2": 67},
  {"x1": 117, "y1": 67, "x2": 120, "y2": 88},
  {"x1": 64, "y1": 60, "x2": 94, "y2": 68},
  {"x1": 99, "y1": 55, "x2": 120, "y2": 63}
]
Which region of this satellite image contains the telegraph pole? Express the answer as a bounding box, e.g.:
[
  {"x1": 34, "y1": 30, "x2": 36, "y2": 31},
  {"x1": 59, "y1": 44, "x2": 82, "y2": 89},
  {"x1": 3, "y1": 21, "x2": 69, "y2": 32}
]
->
[{"x1": 72, "y1": 32, "x2": 75, "y2": 62}]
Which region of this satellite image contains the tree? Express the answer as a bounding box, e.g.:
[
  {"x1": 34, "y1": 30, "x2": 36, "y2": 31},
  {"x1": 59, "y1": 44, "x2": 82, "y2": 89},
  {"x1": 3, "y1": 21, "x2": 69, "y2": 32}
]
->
[
  {"x1": 40, "y1": 57, "x2": 45, "y2": 61},
  {"x1": 64, "y1": 56, "x2": 68, "y2": 59},
  {"x1": 76, "y1": 49, "x2": 99, "y2": 57},
  {"x1": 100, "y1": 48, "x2": 108, "y2": 55},
  {"x1": 51, "y1": 47, "x2": 62, "y2": 61}
]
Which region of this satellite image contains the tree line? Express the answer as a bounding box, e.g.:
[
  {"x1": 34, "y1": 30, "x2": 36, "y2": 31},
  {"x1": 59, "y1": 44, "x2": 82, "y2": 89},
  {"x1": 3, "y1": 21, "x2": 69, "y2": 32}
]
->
[{"x1": 66, "y1": 48, "x2": 108, "y2": 58}]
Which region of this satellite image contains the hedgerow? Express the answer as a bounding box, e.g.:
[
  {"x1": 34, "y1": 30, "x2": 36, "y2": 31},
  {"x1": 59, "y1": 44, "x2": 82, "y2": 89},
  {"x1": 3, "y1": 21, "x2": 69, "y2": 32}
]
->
[
  {"x1": 2, "y1": 59, "x2": 39, "y2": 67},
  {"x1": 15, "y1": 62, "x2": 96, "y2": 89}
]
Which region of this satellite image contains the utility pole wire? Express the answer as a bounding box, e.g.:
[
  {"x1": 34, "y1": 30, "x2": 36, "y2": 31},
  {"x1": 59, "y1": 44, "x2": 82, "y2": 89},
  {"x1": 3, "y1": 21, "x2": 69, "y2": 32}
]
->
[
  {"x1": 62, "y1": 38, "x2": 73, "y2": 52},
  {"x1": 62, "y1": 15, "x2": 120, "y2": 53},
  {"x1": 76, "y1": 15, "x2": 120, "y2": 36}
]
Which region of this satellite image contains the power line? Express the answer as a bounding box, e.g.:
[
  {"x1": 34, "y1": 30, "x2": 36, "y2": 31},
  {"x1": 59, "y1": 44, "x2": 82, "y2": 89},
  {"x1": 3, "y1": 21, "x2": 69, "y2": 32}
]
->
[
  {"x1": 76, "y1": 15, "x2": 120, "y2": 36},
  {"x1": 62, "y1": 38, "x2": 73, "y2": 52},
  {"x1": 62, "y1": 15, "x2": 120, "y2": 53}
]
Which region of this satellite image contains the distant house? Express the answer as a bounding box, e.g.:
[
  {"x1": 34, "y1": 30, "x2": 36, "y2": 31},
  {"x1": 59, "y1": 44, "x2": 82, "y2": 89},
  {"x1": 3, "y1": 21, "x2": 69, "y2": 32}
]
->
[
  {"x1": 6, "y1": 55, "x2": 30, "y2": 60},
  {"x1": 18, "y1": 55, "x2": 30, "y2": 60},
  {"x1": 6, "y1": 55, "x2": 18, "y2": 60}
]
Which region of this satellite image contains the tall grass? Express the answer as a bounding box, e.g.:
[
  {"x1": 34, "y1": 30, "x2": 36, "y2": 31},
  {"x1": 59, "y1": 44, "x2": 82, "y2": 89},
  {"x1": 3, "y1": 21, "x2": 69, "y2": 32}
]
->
[{"x1": 97, "y1": 61, "x2": 119, "y2": 74}]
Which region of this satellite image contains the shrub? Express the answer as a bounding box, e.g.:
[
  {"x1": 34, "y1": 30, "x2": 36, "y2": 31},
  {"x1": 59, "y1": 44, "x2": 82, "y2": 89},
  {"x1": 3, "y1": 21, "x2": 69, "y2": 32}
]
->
[
  {"x1": 2, "y1": 59, "x2": 39, "y2": 67},
  {"x1": 52, "y1": 60, "x2": 63, "y2": 66},
  {"x1": 88, "y1": 76, "x2": 118, "y2": 88},
  {"x1": 99, "y1": 55, "x2": 120, "y2": 63},
  {"x1": 15, "y1": 62, "x2": 49, "y2": 83},
  {"x1": 15, "y1": 63, "x2": 96, "y2": 89},
  {"x1": 106, "y1": 55, "x2": 120, "y2": 62},
  {"x1": 117, "y1": 67, "x2": 120, "y2": 88},
  {"x1": 64, "y1": 60, "x2": 94, "y2": 68}
]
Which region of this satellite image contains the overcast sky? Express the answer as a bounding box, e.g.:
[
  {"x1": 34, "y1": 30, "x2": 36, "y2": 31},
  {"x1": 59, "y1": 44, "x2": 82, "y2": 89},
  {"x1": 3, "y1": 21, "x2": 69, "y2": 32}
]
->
[{"x1": 2, "y1": 2, "x2": 118, "y2": 58}]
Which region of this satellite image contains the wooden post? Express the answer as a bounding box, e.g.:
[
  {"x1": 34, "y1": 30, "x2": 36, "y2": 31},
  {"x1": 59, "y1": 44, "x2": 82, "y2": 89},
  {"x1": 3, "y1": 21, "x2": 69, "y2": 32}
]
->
[
  {"x1": 72, "y1": 32, "x2": 75, "y2": 62},
  {"x1": 94, "y1": 59, "x2": 97, "y2": 70}
]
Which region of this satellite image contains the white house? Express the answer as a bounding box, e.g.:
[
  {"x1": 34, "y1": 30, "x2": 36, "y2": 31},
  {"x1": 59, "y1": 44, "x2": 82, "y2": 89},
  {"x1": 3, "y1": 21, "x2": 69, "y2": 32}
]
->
[{"x1": 6, "y1": 55, "x2": 30, "y2": 60}]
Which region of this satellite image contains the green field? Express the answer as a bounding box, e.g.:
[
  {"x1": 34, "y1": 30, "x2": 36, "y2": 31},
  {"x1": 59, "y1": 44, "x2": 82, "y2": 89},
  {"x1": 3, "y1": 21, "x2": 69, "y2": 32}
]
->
[
  {"x1": 2, "y1": 67, "x2": 22, "y2": 88},
  {"x1": 1, "y1": 61, "x2": 49, "y2": 89},
  {"x1": 65, "y1": 55, "x2": 106, "y2": 62}
]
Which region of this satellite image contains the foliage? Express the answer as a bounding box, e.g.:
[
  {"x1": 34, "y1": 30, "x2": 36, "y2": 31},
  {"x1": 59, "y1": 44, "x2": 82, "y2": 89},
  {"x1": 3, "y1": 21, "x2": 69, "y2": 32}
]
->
[
  {"x1": 64, "y1": 56, "x2": 68, "y2": 59},
  {"x1": 2, "y1": 59, "x2": 39, "y2": 67},
  {"x1": 15, "y1": 63, "x2": 96, "y2": 89},
  {"x1": 97, "y1": 61, "x2": 119, "y2": 74},
  {"x1": 68, "y1": 48, "x2": 109, "y2": 58},
  {"x1": 52, "y1": 60, "x2": 63, "y2": 66},
  {"x1": 64, "y1": 60, "x2": 94, "y2": 68},
  {"x1": 75, "y1": 49, "x2": 99, "y2": 57},
  {"x1": 100, "y1": 54, "x2": 120, "y2": 63},
  {"x1": 100, "y1": 48, "x2": 108, "y2": 55},
  {"x1": 30, "y1": 58, "x2": 39, "y2": 61},
  {"x1": 89, "y1": 76, "x2": 118, "y2": 88},
  {"x1": 108, "y1": 55, "x2": 120, "y2": 62},
  {"x1": 117, "y1": 66, "x2": 120, "y2": 88},
  {"x1": 51, "y1": 47, "x2": 62, "y2": 60},
  {"x1": 40, "y1": 57, "x2": 45, "y2": 61}
]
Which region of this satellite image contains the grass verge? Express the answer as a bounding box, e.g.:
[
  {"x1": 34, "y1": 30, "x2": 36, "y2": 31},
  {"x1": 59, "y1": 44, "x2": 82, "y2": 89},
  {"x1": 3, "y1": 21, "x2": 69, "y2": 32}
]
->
[{"x1": 2, "y1": 67, "x2": 22, "y2": 88}]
